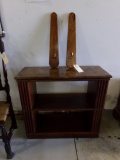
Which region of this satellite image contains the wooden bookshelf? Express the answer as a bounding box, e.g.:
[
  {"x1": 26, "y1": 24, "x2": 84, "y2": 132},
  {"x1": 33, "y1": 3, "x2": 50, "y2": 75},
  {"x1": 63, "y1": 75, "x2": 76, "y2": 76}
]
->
[{"x1": 15, "y1": 66, "x2": 112, "y2": 138}]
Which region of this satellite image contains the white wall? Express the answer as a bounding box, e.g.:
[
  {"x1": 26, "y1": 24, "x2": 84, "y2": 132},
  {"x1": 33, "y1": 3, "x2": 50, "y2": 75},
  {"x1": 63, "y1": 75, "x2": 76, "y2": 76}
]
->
[{"x1": 0, "y1": 0, "x2": 120, "y2": 110}]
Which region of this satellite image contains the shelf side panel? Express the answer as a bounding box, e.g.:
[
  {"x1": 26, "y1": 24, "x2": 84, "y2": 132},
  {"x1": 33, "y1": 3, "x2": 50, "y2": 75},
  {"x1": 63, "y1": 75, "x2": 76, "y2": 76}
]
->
[
  {"x1": 17, "y1": 81, "x2": 36, "y2": 110},
  {"x1": 27, "y1": 82, "x2": 36, "y2": 109},
  {"x1": 91, "y1": 80, "x2": 109, "y2": 132},
  {"x1": 23, "y1": 111, "x2": 35, "y2": 135}
]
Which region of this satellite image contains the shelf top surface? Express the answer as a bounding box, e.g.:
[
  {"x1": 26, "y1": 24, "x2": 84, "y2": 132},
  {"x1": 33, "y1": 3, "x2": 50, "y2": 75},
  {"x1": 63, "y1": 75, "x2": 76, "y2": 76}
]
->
[{"x1": 15, "y1": 66, "x2": 112, "y2": 81}]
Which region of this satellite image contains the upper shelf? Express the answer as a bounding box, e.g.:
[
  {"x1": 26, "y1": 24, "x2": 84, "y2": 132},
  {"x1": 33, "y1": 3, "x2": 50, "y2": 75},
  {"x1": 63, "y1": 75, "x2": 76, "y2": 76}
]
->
[
  {"x1": 15, "y1": 66, "x2": 112, "y2": 81},
  {"x1": 34, "y1": 93, "x2": 94, "y2": 112}
]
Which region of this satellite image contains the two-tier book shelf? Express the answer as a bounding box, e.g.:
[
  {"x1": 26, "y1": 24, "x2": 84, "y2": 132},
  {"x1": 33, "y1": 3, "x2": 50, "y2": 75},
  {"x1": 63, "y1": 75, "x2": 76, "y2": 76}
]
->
[{"x1": 15, "y1": 66, "x2": 112, "y2": 138}]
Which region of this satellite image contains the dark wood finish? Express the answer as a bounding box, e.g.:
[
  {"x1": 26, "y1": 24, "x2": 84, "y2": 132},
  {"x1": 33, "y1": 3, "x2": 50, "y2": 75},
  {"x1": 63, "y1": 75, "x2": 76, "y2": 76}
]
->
[
  {"x1": 15, "y1": 66, "x2": 112, "y2": 138},
  {"x1": 15, "y1": 66, "x2": 112, "y2": 80},
  {"x1": 35, "y1": 111, "x2": 93, "y2": 136},
  {"x1": 66, "y1": 12, "x2": 76, "y2": 69},
  {"x1": 0, "y1": 37, "x2": 17, "y2": 159},
  {"x1": 49, "y1": 12, "x2": 59, "y2": 68},
  {"x1": 34, "y1": 93, "x2": 93, "y2": 111}
]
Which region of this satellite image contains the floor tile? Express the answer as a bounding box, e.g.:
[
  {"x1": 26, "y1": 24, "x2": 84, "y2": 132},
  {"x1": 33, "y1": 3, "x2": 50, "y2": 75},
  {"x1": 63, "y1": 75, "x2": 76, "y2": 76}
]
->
[
  {"x1": 75, "y1": 138, "x2": 120, "y2": 160},
  {"x1": 12, "y1": 138, "x2": 76, "y2": 160}
]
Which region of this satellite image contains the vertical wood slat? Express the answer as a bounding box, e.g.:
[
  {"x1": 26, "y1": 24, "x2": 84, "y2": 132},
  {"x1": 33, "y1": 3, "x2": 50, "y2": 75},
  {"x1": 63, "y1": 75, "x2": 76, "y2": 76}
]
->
[
  {"x1": 23, "y1": 111, "x2": 29, "y2": 134},
  {"x1": 92, "y1": 80, "x2": 105, "y2": 132},
  {"x1": 27, "y1": 82, "x2": 36, "y2": 109},
  {"x1": 17, "y1": 81, "x2": 36, "y2": 110},
  {"x1": 95, "y1": 80, "x2": 108, "y2": 109},
  {"x1": 17, "y1": 81, "x2": 36, "y2": 134},
  {"x1": 92, "y1": 80, "x2": 107, "y2": 132},
  {"x1": 18, "y1": 81, "x2": 28, "y2": 110},
  {"x1": 94, "y1": 81, "x2": 102, "y2": 109},
  {"x1": 17, "y1": 82, "x2": 24, "y2": 110},
  {"x1": 23, "y1": 111, "x2": 35, "y2": 134},
  {"x1": 92, "y1": 80, "x2": 109, "y2": 132},
  {"x1": 94, "y1": 80, "x2": 109, "y2": 132},
  {"x1": 24, "y1": 82, "x2": 31, "y2": 110}
]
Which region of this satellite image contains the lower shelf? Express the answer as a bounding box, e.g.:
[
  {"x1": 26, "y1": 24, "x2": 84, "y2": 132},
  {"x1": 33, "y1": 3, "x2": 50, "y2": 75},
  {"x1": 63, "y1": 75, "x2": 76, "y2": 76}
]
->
[
  {"x1": 29, "y1": 111, "x2": 95, "y2": 138},
  {"x1": 36, "y1": 111, "x2": 93, "y2": 132},
  {"x1": 24, "y1": 110, "x2": 102, "y2": 138}
]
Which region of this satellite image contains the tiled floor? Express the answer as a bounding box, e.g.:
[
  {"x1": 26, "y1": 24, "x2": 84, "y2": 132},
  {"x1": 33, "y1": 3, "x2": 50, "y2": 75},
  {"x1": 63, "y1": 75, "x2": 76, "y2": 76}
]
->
[{"x1": 1, "y1": 110, "x2": 120, "y2": 160}]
